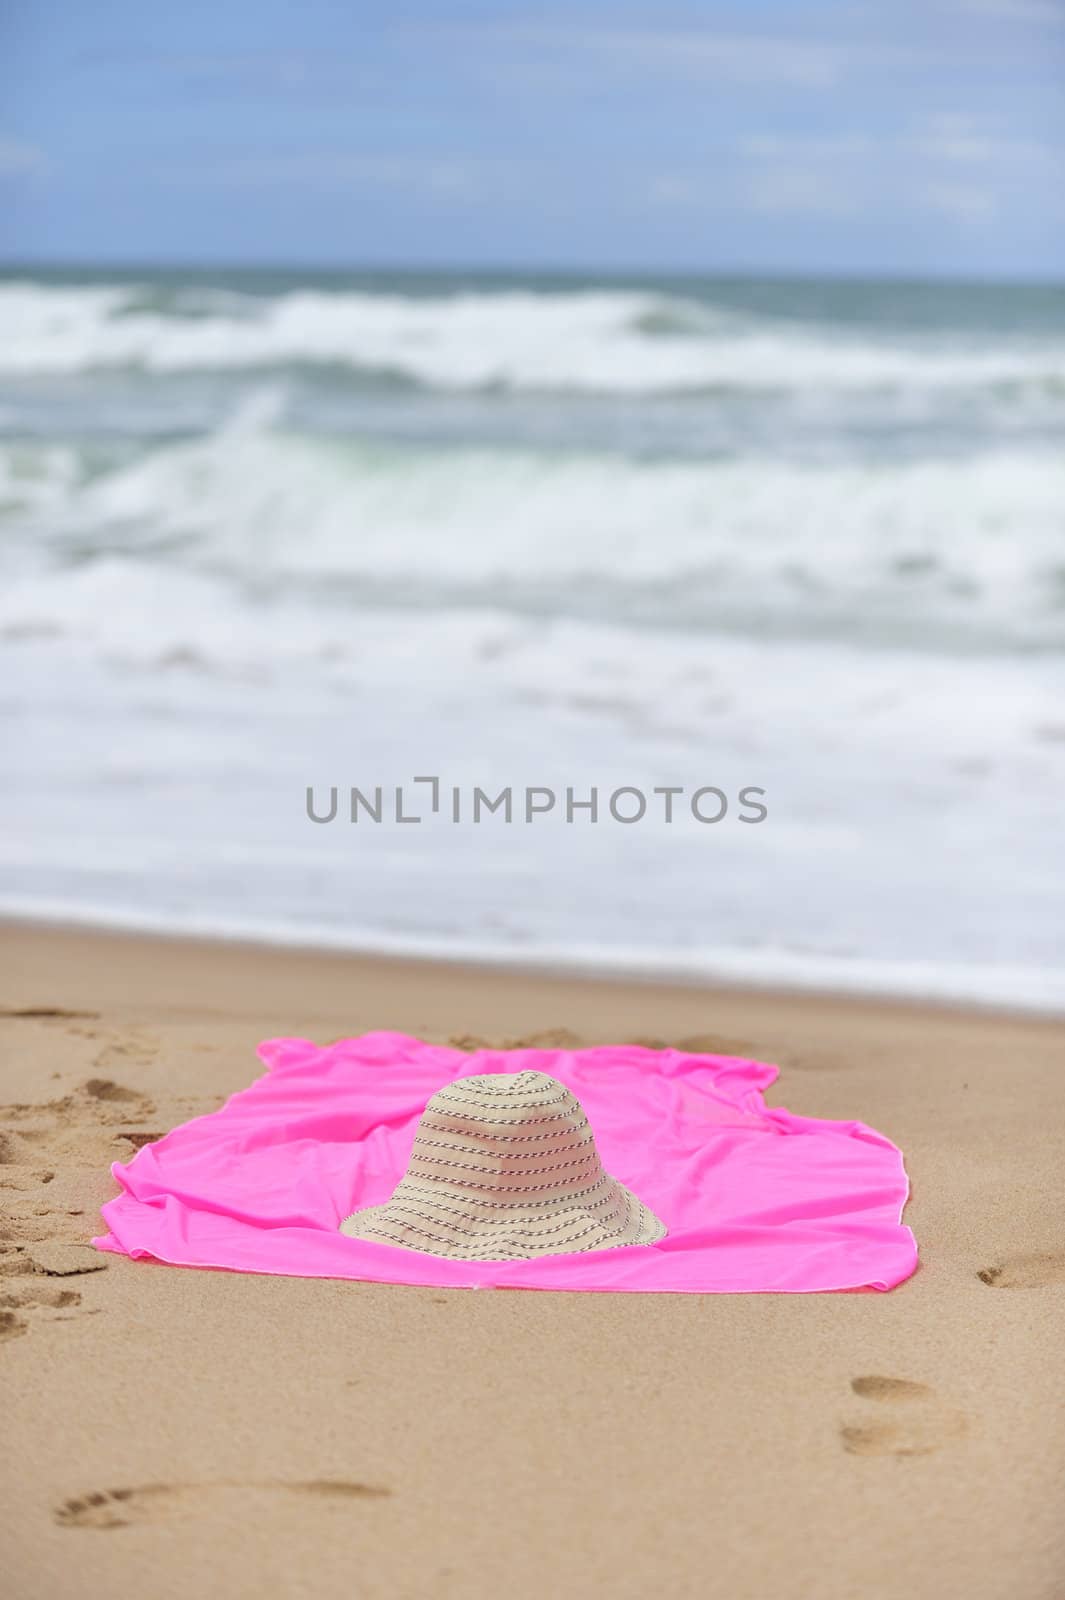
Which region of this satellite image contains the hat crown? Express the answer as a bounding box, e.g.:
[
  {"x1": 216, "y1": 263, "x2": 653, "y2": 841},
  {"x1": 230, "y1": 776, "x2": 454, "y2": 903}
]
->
[
  {"x1": 427, "y1": 1068, "x2": 577, "y2": 1109},
  {"x1": 409, "y1": 1071, "x2": 602, "y2": 1198}
]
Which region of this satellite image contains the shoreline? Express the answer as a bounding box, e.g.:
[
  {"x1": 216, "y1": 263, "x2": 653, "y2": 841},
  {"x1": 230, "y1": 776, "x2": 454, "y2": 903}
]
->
[
  {"x1": 3, "y1": 919, "x2": 1064, "y2": 1598},
  {"x1": 4, "y1": 908, "x2": 1062, "y2": 1022}
]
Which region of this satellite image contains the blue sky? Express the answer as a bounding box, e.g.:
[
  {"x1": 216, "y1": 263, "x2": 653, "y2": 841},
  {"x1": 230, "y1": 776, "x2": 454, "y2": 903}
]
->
[{"x1": 2, "y1": 0, "x2": 1063, "y2": 276}]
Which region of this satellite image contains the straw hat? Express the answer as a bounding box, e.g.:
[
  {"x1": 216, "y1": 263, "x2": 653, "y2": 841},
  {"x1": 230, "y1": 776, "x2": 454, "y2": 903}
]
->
[{"x1": 339, "y1": 1070, "x2": 666, "y2": 1259}]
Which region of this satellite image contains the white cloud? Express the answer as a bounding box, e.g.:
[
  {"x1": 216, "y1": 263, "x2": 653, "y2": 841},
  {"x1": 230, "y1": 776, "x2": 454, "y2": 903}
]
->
[
  {"x1": 644, "y1": 136, "x2": 870, "y2": 216},
  {"x1": 921, "y1": 182, "x2": 998, "y2": 220},
  {"x1": 406, "y1": 22, "x2": 848, "y2": 88},
  {"x1": 910, "y1": 114, "x2": 1060, "y2": 166},
  {"x1": 149, "y1": 28, "x2": 851, "y2": 98},
  {"x1": 574, "y1": 29, "x2": 845, "y2": 87},
  {"x1": 733, "y1": 134, "x2": 869, "y2": 216},
  {"x1": 151, "y1": 50, "x2": 371, "y2": 93},
  {"x1": 740, "y1": 134, "x2": 873, "y2": 161},
  {"x1": 184, "y1": 153, "x2": 477, "y2": 197},
  {"x1": 743, "y1": 169, "x2": 856, "y2": 215},
  {"x1": 646, "y1": 174, "x2": 700, "y2": 208},
  {"x1": 950, "y1": 0, "x2": 1065, "y2": 22},
  {"x1": 917, "y1": 116, "x2": 1001, "y2": 163},
  {"x1": 0, "y1": 139, "x2": 50, "y2": 179}
]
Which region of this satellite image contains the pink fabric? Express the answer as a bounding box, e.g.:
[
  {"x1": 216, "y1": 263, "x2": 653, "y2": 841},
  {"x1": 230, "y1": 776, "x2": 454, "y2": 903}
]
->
[{"x1": 93, "y1": 1033, "x2": 917, "y2": 1293}]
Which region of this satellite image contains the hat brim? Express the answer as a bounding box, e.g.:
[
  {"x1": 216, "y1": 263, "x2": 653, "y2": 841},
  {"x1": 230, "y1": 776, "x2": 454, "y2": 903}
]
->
[{"x1": 340, "y1": 1172, "x2": 666, "y2": 1260}]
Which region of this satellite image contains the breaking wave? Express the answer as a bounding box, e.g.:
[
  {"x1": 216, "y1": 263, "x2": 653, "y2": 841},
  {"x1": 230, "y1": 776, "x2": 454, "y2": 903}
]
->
[{"x1": 3, "y1": 279, "x2": 1065, "y2": 393}]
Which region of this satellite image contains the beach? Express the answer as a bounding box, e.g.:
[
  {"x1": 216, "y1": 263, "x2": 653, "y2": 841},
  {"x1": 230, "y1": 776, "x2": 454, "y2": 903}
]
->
[
  {"x1": 3, "y1": 920, "x2": 1063, "y2": 1600},
  {"x1": 6, "y1": 8, "x2": 1064, "y2": 1594}
]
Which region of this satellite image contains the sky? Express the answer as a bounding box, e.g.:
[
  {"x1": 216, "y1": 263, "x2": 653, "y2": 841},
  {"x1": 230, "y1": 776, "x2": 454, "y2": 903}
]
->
[{"x1": 1, "y1": 0, "x2": 1064, "y2": 278}]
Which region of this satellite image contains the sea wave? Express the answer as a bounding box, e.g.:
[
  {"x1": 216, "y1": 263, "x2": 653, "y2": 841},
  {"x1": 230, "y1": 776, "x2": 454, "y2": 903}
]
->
[
  {"x1": 2, "y1": 280, "x2": 1064, "y2": 393},
  {"x1": 3, "y1": 268, "x2": 1064, "y2": 1006},
  {"x1": 2, "y1": 414, "x2": 1063, "y2": 652}
]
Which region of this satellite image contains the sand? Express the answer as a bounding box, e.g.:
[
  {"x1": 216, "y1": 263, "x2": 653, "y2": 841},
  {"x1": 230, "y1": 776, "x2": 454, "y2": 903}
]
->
[{"x1": 1, "y1": 921, "x2": 1063, "y2": 1600}]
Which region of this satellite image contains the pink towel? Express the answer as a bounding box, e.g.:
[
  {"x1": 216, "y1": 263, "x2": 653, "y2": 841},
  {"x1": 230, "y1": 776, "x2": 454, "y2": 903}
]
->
[{"x1": 93, "y1": 1033, "x2": 917, "y2": 1293}]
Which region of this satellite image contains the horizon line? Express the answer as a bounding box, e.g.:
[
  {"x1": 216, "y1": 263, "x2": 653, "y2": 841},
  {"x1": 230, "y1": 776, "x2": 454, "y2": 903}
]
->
[{"x1": 2, "y1": 255, "x2": 1063, "y2": 290}]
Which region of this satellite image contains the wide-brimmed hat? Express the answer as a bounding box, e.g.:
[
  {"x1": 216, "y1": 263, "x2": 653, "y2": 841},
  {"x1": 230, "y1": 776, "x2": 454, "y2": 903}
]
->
[{"x1": 339, "y1": 1070, "x2": 666, "y2": 1259}]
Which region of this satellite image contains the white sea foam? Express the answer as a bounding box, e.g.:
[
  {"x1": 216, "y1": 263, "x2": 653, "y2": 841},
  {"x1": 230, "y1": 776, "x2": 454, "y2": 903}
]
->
[
  {"x1": 2, "y1": 280, "x2": 1064, "y2": 391},
  {"x1": 2, "y1": 422, "x2": 1061, "y2": 650},
  {"x1": 2, "y1": 611, "x2": 1063, "y2": 1009}
]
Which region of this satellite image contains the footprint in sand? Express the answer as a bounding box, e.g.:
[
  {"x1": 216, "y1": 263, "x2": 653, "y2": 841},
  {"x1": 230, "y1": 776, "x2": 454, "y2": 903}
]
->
[
  {"x1": 632, "y1": 1035, "x2": 750, "y2": 1052},
  {"x1": 0, "y1": 1077, "x2": 155, "y2": 1273},
  {"x1": 0, "y1": 1007, "x2": 100, "y2": 1022},
  {"x1": 674, "y1": 1033, "x2": 759, "y2": 1057},
  {"x1": 0, "y1": 1084, "x2": 157, "y2": 1234},
  {"x1": 76, "y1": 1076, "x2": 157, "y2": 1130},
  {"x1": 0, "y1": 1077, "x2": 156, "y2": 1132},
  {"x1": 115, "y1": 1131, "x2": 165, "y2": 1152},
  {"x1": 83, "y1": 1077, "x2": 141, "y2": 1103},
  {"x1": 0, "y1": 1281, "x2": 90, "y2": 1344},
  {"x1": 0, "y1": 1307, "x2": 27, "y2": 1342},
  {"x1": 978, "y1": 1252, "x2": 1065, "y2": 1289},
  {"x1": 840, "y1": 1376, "x2": 968, "y2": 1457},
  {"x1": 448, "y1": 1030, "x2": 762, "y2": 1055},
  {"x1": 0, "y1": 1132, "x2": 27, "y2": 1165},
  {"x1": 92, "y1": 1031, "x2": 160, "y2": 1072},
  {"x1": 0, "y1": 1167, "x2": 55, "y2": 1191},
  {"x1": 56, "y1": 1480, "x2": 393, "y2": 1528},
  {"x1": 449, "y1": 1029, "x2": 584, "y2": 1052}
]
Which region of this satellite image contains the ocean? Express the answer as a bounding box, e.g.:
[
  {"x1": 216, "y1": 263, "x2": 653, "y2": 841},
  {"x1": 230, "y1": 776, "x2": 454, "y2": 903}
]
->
[{"x1": 2, "y1": 266, "x2": 1063, "y2": 1009}]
